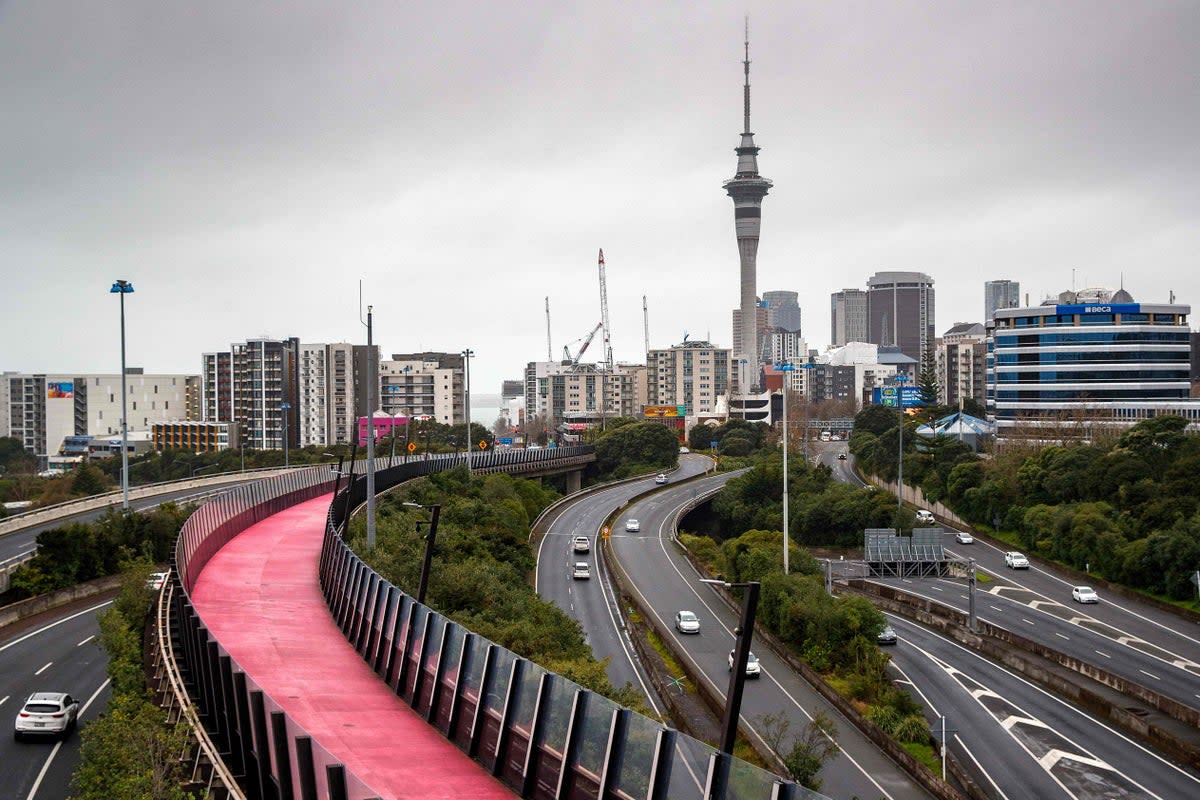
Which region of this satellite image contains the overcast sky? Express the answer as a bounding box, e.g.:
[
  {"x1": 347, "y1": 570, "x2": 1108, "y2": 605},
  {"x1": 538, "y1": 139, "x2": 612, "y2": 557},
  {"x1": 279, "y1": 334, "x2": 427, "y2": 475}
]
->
[{"x1": 3, "y1": 1, "x2": 1197, "y2": 396}]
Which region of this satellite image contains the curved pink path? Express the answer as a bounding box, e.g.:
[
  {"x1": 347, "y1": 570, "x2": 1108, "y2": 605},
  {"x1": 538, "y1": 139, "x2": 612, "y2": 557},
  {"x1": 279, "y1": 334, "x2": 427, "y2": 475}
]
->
[{"x1": 190, "y1": 493, "x2": 512, "y2": 799}]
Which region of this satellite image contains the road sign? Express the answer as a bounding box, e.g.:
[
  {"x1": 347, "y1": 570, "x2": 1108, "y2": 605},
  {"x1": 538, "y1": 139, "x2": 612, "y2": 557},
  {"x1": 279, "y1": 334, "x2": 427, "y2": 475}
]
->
[
  {"x1": 478, "y1": 440, "x2": 488, "y2": 450},
  {"x1": 1191, "y1": 570, "x2": 1200, "y2": 588},
  {"x1": 601, "y1": 526, "x2": 610, "y2": 539},
  {"x1": 710, "y1": 440, "x2": 719, "y2": 449},
  {"x1": 499, "y1": 437, "x2": 513, "y2": 445},
  {"x1": 407, "y1": 442, "x2": 417, "y2": 452}
]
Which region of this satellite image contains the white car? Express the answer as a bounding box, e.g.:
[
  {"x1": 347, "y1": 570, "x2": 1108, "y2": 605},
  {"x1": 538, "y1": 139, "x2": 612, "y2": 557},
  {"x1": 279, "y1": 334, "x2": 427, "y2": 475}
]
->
[
  {"x1": 625, "y1": 519, "x2": 640, "y2": 532},
  {"x1": 1072, "y1": 586, "x2": 1099, "y2": 604},
  {"x1": 954, "y1": 532, "x2": 974, "y2": 545},
  {"x1": 146, "y1": 571, "x2": 169, "y2": 590},
  {"x1": 655, "y1": 473, "x2": 668, "y2": 485},
  {"x1": 572, "y1": 536, "x2": 590, "y2": 554},
  {"x1": 679, "y1": 447, "x2": 690, "y2": 454},
  {"x1": 1005, "y1": 551, "x2": 1029, "y2": 569},
  {"x1": 915, "y1": 510, "x2": 935, "y2": 524},
  {"x1": 14, "y1": 692, "x2": 79, "y2": 741},
  {"x1": 674, "y1": 610, "x2": 700, "y2": 634},
  {"x1": 572, "y1": 562, "x2": 591, "y2": 580},
  {"x1": 728, "y1": 650, "x2": 761, "y2": 678}
]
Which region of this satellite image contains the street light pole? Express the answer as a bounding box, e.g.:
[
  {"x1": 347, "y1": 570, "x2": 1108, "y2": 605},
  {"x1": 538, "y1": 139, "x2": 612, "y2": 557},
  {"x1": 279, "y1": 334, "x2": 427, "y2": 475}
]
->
[
  {"x1": 700, "y1": 579, "x2": 760, "y2": 759},
  {"x1": 404, "y1": 502, "x2": 441, "y2": 604},
  {"x1": 775, "y1": 361, "x2": 796, "y2": 574},
  {"x1": 110, "y1": 280, "x2": 134, "y2": 510},
  {"x1": 281, "y1": 402, "x2": 291, "y2": 467},
  {"x1": 462, "y1": 348, "x2": 474, "y2": 473},
  {"x1": 894, "y1": 373, "x2": 909, "y2": 516},
  {"x1": 365, "y1": 305, "x2": 377, "y2": 549}
]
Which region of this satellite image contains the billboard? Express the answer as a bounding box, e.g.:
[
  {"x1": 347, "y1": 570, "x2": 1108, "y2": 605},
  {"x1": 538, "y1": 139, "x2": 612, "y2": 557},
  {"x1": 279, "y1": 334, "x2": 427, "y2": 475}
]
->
[
  {"x1": 872, "y1": 385, "x2": 923, "y2": 409},
  {"x1": 47, "y1": 381, "x2": 74, "y2": 399},
  {"x1": 643, "y1": 405, "x2": 687, "y2": 418}
]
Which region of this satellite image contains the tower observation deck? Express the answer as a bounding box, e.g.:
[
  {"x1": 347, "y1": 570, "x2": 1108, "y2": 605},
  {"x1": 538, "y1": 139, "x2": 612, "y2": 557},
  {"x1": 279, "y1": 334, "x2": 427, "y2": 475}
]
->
[{"x1": 723, "y1": 22, "x2": 772, "y2": 393}]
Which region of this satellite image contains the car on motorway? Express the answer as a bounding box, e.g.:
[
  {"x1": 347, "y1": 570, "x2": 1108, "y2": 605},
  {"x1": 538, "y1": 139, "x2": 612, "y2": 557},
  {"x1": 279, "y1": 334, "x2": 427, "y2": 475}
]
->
[
  {"x1": 1005, "y1": 551, "x2": 1030, "y2": 569},
  {"x1": 14, "y1": 692, "x2": 79, "y2": 741},
  {"x1": 655, "y1": 473, "x2": 668, "y2": 484},
  {"x1": 572, "y1": 536, "x2": 591, "y2": 553},
  {"x1": 915, "y1": 509, "x2": 935, "y2": 524},
  {"x1": 679, "y1": 446, "x2": 690, "y2": 454},
  {"x1": 728, "y1": 650, "x2": 761, "y2": 677},
  {"x1": 837, "y1": 453, "x2": 847, "y2": 460},
  {"x1": 674, "y1": 610, "x2": 700, "y2": 634},
  {"x1": 625, "y1": 518, "x2": 640, "y2": 532},
  {"x1": 877, "y1": 625, "x2": 898, "y2": 645},
  {"x1": 954, "y1": 531, "x2": 974, "y2": 545},
  {"x1": 1072, "y1": 586, "x2": 1099, "y2": 604},
  {"x1": 146, "y1": 571, "x2": 169, "y2": 590},
  {"x1": 572, "y1": 562, "x2": 591, "y2": 579}
]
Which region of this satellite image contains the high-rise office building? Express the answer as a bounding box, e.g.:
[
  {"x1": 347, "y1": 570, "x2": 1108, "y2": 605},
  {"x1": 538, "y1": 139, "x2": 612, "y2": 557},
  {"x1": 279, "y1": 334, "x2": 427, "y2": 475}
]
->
[
  {"x1": 988, "y1": 289, "x2": 1200, "y2": 437},
  {"x1": 866, "y1": 271, "x2": 935, "y2": 363},
  {"x1": 936, "y1": 323, "x2": 987, "y2": 407},
  {"x1": 762, "y1": 290, "x2": 802, "y2": 334},
  {"x1": 984, "y1": 280, "x2": 1020, "y2": 322},
  {"x1": 723, "y1": 28, "x2": 772, "y2": 394},
  {"x1": 830, "y1": 289, "x2": 868, "y2": 346},
  {"x1": 731, "y1": 303, "x2": 771, "y2": 370}
]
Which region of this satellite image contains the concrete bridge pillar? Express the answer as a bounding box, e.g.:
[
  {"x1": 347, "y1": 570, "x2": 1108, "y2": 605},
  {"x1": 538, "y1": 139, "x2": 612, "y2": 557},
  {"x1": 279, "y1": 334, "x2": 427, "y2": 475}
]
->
[{"x1": 566, "y1": 470, "x2": 583, "y2": 495}]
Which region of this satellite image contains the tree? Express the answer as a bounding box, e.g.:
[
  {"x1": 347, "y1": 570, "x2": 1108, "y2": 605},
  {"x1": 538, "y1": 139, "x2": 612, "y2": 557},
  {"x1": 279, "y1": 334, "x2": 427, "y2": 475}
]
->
[
  {"x1": 593, "y1": 422, "x2": 678, "y2": 477},
  {"x1": 854, "y1": 404, "x2": 899, "y2": 437},
  {"x1": 918, "y1": 348, "x2": 939, "y2": 406},
  {"x1": 71, "y1": 463, "x2": 109, "y2": 497},
  {"x1": 755, "y1": 710, "x2": 840, "y2": 790}
]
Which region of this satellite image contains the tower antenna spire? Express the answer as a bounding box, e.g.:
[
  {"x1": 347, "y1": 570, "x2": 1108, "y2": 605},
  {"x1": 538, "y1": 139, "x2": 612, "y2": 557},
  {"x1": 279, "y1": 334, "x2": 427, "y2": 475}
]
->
[{"x1": 743, "y1": 16, "x2": 751, "y2": 134}]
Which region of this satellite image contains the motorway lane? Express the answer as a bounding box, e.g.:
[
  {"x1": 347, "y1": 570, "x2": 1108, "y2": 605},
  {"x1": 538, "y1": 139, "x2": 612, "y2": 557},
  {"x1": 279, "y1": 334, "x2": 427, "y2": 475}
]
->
[
  {"x1": 0, "y1": 483, "x2": 246, "y2": 566},
  {"x1": 1, "y1": 600, "x2": 114, "y2": 800},
  {"x1": 888, "y1": 614, "x2": 1200, "y2": 799},
  {"x1": 535, "y1": 455, "x2": 715, "y2": 699},
  {"x1": 820, "y1": 444, "x2": 1200, "y2": 715},
  {"x1": 879, "y1": 572, "x2": 1200, "y2": 714},
  {"x1": 610, "y1": 471, "x2": 933, "y2": 800}
]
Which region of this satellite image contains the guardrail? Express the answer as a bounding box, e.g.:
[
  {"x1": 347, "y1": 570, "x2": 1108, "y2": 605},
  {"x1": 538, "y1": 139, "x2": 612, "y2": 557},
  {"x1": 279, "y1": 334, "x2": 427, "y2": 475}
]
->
[
  {"x1": 318, "y1": 453, "x2": 804, "y2": 799},
  {"x1": 163, "y1": 446, "x2": 596, "y2": 798}
]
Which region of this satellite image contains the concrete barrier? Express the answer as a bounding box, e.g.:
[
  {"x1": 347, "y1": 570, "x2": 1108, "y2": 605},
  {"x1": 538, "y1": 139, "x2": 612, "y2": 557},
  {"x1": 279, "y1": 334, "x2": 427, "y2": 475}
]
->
[{"x1": 0, "y1": 575, "x2": 123, "y2": 629}]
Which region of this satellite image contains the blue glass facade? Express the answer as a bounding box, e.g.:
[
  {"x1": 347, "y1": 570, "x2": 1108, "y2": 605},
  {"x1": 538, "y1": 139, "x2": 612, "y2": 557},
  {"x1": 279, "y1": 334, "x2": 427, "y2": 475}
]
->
[{"x1": 987, "y1": 301, "x2": 1197, "y2": 431}]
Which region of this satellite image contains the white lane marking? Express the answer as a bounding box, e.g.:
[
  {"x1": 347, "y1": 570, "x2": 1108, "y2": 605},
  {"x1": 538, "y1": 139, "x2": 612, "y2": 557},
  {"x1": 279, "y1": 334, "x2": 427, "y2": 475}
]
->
[
  {"x1": 1055, "y1": 633, "x2": 1070, "y2": 641},
  {"x1": 25, "y1": 678, "x2": 112, "y2": 800},
  {"x1": 1095, "y1": 650, "x2": 1111, "y2": 659},
  {"x1": 0, "y1": 599, "x2": 114, "y2": 653},
  {"x1": 77, "y1": 635, "x2": 95, "y2": 647},
  {"x1": 34, "y1": 662, "x2": 52, "y2": 675},
  {"x1": 931, "y1": 586, "x2": 943, "y2": 591},
  {"x1": 902, "y1": 625, "x2": 1196, "y2": 791},
  {"x1": 0, "y1": 695, "x2": 7, "y2": 706},
  {"x1": 1022, "y1": 618, "x2": 1036, "y2": 625},
  {"x1": 1139, "y1": 669, "x2": 1161, "y2": 681},
  {"x1": 642, "y1": 484, "x2": 898, "y2": 800},
  {"x1": 990, "y1": 605, "x2": 1004, "y2": 612},
  {"x1": 954, "y1": 733, "x2": 1014, "y2": 800}
]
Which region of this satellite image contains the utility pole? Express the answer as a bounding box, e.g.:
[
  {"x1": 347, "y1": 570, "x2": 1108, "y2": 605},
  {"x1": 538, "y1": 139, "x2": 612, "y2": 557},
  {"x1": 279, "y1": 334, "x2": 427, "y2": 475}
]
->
[{"x1": 365, "y1": 304, "x2": 376, "y2": 549}]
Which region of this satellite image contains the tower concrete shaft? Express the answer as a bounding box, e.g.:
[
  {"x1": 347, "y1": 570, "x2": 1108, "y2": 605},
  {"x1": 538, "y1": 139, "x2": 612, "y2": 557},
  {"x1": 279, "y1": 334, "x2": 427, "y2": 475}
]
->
[{"x1": 723, "y1": 24, "x2": 772, "y2": 393}]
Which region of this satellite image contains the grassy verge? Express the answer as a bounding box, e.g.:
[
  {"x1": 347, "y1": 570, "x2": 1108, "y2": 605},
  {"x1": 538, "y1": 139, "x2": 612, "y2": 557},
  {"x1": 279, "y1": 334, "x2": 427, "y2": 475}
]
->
[{"x1": 902, "y1": 741, "x2": 941, "y2": 774}]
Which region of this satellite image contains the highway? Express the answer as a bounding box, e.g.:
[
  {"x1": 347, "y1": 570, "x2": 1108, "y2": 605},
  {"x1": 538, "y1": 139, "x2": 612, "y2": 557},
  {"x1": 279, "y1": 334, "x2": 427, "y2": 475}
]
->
[
  {"x1": 606, "y1": 469, "x2": 932, "y2": 800},
  {"x1": 887, "y1": 614, "x2": 1200, "y2": 799},
  {"x1": 0, "y1": 599, "x2": 114, "y2": 800},
  {"x1": 534, "y1": 454, "x2": 715, "y2": 702}
]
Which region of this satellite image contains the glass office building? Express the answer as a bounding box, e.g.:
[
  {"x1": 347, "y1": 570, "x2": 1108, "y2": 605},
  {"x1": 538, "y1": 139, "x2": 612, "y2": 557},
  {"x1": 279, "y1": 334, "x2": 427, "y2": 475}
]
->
[{"x1": 987, "y1": 290, "x2": 1200, "y2": 437}]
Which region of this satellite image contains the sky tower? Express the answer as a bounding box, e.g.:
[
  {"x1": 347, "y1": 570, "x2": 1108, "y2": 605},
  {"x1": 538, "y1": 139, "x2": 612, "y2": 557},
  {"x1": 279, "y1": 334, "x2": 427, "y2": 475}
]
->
[{"x1": 723, "y1": 21, "x2": 772, "y2": 393}]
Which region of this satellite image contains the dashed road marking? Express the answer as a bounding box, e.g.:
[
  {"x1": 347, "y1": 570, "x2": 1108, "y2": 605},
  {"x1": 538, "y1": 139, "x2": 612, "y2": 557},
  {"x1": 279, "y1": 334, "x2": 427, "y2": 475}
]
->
[
  {"x1": 1139, "y1": 669, "x2": 1161, "y2": 681},
  {"x1": 34, "y1": 662, "x2": 52, "y2": 675},
  {"x1": 1095, "y1": 650, "x2": 1111, "y2": 659},
  {"x1": 1055, "y1": 633, "x2": 1070, "y2": 640},
  {"x1": 1022, "y1": 618, "x2": 1036, "y2": 625}
]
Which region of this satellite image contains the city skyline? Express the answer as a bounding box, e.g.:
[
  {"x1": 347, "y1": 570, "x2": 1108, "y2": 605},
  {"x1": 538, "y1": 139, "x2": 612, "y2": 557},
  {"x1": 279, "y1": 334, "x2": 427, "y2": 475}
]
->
[{"x1": 3, "y1": 2, "x2": 1197, "y2": 393}]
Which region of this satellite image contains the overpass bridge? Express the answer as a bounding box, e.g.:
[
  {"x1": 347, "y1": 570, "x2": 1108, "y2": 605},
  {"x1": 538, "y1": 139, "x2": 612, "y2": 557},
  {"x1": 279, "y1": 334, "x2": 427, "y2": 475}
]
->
[{"x1": 154, "y1": 446, "x2": 807, "y2": 799}]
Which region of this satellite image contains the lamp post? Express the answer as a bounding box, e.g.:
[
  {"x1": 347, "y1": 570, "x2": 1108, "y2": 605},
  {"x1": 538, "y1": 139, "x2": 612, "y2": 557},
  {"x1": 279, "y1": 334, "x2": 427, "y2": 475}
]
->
[
  {"x1": 893, "y1": 373, "x2": 909, "y2": 516},
  {"x1": 191, "y1": 463, "x2": 220, "y2": 478},
  {"x1": 462, "y1": 348, "x2": 474, "y2": 473},
  {"x1": 281, "y1": 401, "x2": 291, "y2": 467},
  {"x1": 774, "y1": 361, "x2": 796, "y2": 574},
  {"x1": 109, "y1": 279, "x2": 134, "y2": 510},
  {"x1": 403, "y1": 502, "x2": 441, "y2": 604},
  {"x1": 700, "y1": 578, "x2": 760, "y2": 760},
  {"x1": 802, "y1": 362, "x2": 815, "y2": 464}
]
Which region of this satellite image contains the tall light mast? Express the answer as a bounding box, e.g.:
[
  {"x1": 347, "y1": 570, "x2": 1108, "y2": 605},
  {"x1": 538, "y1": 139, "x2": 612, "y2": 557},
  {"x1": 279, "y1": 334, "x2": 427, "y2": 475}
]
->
[
  {"x1": 545, "y1": 296, "x2": 553, "y2": 361},
  {"x1": 643, "y1": 295, "x2": 650, "y2": 355}
]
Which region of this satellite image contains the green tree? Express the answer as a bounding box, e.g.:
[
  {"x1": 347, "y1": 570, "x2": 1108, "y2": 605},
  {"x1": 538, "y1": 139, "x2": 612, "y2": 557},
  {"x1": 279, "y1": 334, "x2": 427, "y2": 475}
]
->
[
  {"x1": 918, "y1": 349, "x2": 939, "y2": 406},
  {"x1": 71, "y1": 463, "x2": 109, "y2": 497},
  {"x1": 593, "y1": 422, "x2": 678, "y2": 477}
]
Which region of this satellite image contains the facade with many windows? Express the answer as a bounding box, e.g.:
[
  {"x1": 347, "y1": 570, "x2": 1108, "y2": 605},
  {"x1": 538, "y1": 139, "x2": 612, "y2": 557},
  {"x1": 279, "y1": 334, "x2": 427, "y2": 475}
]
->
[
  {"x1": 647, "y1": 341, "x2": 731, "y2": 416},
  {"x1": 987, "y1": 291, "x2": 1200, "y2": 437},
  {"x1": 381, "y1": 352, "x2": 464, "y2": 426}
]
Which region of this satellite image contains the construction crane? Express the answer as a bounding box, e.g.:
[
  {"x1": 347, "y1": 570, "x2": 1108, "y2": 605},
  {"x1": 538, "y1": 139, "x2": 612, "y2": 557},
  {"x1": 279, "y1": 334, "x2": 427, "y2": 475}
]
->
[
  {"x1": 562, "y1": 322, "x2": 603, "y2": 366},
  {"x1": 598, "y1": 249, "x2": 614, "y2": 373}
]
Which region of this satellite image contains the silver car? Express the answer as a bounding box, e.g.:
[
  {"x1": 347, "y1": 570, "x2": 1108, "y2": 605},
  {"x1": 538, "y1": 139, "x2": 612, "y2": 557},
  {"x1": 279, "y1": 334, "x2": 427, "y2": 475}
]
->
[
  {"x1": 674, "y1": 610, "x2": 700, "y2": 634},
  {"x1": 14, "y1": 692, "x2": 79, "y2": 741}
]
